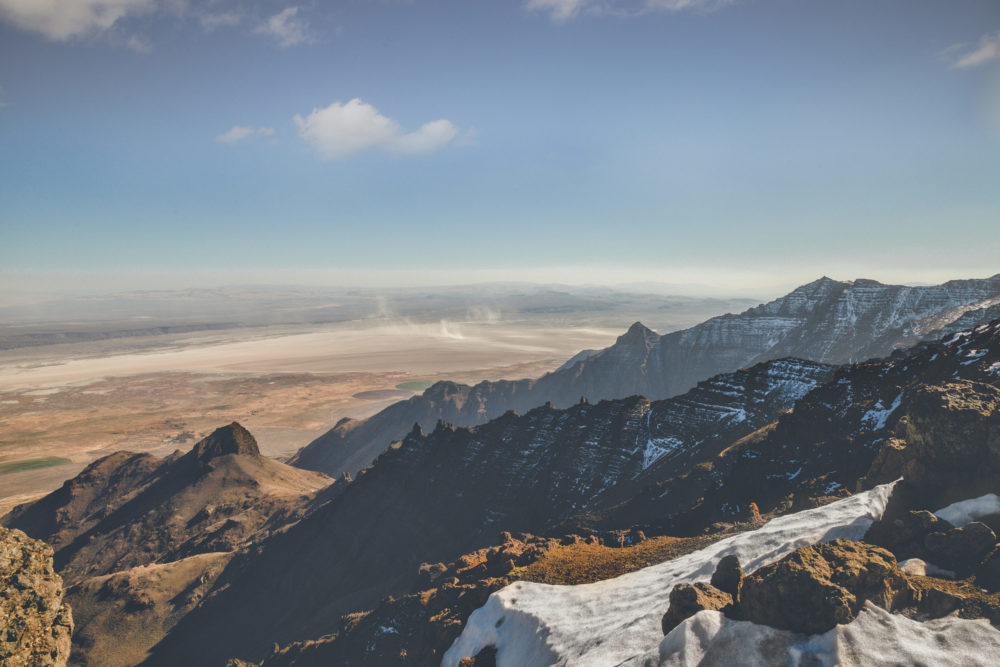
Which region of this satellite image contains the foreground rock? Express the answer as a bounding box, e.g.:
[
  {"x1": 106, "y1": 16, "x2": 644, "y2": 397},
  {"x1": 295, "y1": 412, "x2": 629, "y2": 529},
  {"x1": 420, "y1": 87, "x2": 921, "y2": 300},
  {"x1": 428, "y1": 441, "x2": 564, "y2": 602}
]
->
[
  {"x1": 660, "y1": 582, "x2": 733, "y2": 635},
  {"x1": 737, "y1": 539, "x2": 911, "y2": 635},
  {"x1": 0, "y1": 526, "x2": 73, "y2": 666}
]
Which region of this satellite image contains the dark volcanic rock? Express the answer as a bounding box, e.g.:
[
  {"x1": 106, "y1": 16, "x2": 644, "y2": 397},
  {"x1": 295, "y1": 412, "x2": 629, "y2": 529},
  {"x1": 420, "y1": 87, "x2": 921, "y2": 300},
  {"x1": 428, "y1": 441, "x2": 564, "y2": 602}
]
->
[
  {"x1": 739, "y1": 539, "x2": 911, "y2": 635},
  {"x1": 709, "y1": 554, "x2": 744, "y2": 601},
  {"x1": 191, "y1": 422, "x2": 260, "y2": 461},
  {"x1": 661, "y1": 582, "x2": 732, "y2": 635},
  {"x1": 0, "y1": 526, "x2": 73, "y2": 666},
  {"x1": 864, "y1": 510, "x2": 955, "y2": 562}
]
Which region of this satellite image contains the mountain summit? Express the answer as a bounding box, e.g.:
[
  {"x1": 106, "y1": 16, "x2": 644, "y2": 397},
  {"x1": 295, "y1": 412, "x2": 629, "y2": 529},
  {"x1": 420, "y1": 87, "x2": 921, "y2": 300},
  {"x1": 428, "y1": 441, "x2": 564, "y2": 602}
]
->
[{"x1": 191, "y1": 422, "x2": 260, "y2": 461}]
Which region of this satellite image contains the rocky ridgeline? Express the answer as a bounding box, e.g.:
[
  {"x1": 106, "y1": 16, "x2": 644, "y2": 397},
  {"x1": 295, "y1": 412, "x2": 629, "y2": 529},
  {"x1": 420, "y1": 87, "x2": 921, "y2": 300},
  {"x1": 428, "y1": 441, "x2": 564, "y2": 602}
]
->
[
  {"x1": 0, "y1": 526, "x2": 73, "y2": 666},
  {"x1": 292, "y1": 275, "x2": 1000, "y2": 478}
]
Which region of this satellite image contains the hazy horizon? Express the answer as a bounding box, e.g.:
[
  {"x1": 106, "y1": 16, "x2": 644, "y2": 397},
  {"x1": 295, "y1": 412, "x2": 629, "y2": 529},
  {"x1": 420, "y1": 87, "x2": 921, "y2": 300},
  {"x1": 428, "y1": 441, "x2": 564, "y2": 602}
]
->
[{"x1": 3, "y1": 267, "x2": 999, "y2": 303}]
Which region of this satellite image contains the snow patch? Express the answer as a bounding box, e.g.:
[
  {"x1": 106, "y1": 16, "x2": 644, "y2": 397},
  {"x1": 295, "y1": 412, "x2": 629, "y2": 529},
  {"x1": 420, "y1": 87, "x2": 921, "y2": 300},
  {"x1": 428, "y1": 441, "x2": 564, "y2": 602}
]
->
[
  {"x1": 624, "y1": 603, "x2": 1000, "y2": 667},
  {"x1": 443, "y1": 483, "x2": 896, "y2": 667},
  {"x1": 961, "y1": 349, "x2": 988, "y2": 365},
  {"x1": 934, "y1": 493, "x2": 1000, "y2": 527},
  {"x1": 860, "y1": 392, "x2": 903, "y2": 431},
  {"x1": 899, "y1": 558, "x2": 956, "y2": 579},
  {"x1": 642, "y1": 438, "x2": 684, "y2": 469}
]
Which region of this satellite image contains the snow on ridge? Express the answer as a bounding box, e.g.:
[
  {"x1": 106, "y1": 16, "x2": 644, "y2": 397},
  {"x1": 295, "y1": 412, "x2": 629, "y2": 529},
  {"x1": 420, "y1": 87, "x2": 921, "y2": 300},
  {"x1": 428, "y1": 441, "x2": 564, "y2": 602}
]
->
[
  {"x1": 860, "y1": 392, "x2": 903, "y2": 431},
  {"x1": 642, "y1": 437, "x2": 683, "y2": 470},
  {"x1": 628, "y1": 602, "x2": 1000, "y2": 667},
  {"x1": 442, "y1": 483, "x2": 897, "y2": 667}
]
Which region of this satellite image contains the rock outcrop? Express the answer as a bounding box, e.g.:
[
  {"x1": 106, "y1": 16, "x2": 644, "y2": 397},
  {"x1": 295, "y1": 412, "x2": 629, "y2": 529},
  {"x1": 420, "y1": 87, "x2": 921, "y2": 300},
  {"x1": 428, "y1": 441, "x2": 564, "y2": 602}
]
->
[
  {"x1": 709, "y1": 554, "x2": 744, "y2": 599},
  {"x1": 191, "y1": 422, "x2": 261, "y2": 461},
  {"x1": 0, "y1": 526, "x2": 73, "y2": 666},
  {"x1": 737, "y1": 539, "x2": 912, "y2": 635},
  {"x1": 865, "y1": 510, "x2": 997, "y2": 576},
  {"x1": 660, "y1": 582, "x2": 732, "y2": 635}
]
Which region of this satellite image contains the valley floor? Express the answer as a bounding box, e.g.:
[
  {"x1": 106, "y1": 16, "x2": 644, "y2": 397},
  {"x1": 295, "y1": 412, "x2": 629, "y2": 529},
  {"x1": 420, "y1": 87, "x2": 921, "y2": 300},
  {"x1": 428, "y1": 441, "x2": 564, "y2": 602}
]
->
[{"x1": 0, "y1": 320, "x2": 619, "y2": 513}]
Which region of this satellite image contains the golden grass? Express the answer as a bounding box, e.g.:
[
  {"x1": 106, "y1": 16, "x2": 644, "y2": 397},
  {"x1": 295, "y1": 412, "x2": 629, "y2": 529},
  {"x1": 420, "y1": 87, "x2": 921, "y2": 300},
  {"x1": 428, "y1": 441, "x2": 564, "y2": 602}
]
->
[{"x1": 515, "y1": 535, "x2": 721, "y2": 585}]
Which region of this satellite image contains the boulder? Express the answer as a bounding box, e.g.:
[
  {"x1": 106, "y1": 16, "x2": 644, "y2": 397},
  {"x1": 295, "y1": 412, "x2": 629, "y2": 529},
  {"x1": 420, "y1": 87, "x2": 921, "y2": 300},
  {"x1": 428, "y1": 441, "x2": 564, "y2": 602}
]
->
[
  {"x1": 661, "y1": 582, "x2": 732, "y2": 635},
  {"x1": 710, "y1": 555, "x2": 744, "y2": 601},
  {"x1": 976, "y1": 545, "x2": 1000, "y2": 590},
  {"x1": 738, "y1": 538, "x2": 911, "y2": 635},
  {"x1": 865, "y1": 509, "x2": 997, "y2": 575},
  {"x1": 923, "y1": 521, "x2": 996, "y2": 572},
  {"x1": 864, "y1": 510, "x2": 954, "y2": 560}
]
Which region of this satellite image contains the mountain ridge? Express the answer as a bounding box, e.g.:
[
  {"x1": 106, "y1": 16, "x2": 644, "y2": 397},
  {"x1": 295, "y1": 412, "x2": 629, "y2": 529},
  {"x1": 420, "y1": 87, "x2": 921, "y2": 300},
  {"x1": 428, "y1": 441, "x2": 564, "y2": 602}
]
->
[{"x1": 291, "y1": 274, "x2": 1000, "y2": 478}]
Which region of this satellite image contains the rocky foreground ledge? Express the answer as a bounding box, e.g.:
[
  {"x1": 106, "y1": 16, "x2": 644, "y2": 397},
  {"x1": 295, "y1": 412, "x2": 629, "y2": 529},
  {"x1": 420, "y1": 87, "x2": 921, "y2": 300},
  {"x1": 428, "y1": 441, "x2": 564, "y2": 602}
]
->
[{"x1": 0, "y1": 525, "x2": 73, "y2": 666}]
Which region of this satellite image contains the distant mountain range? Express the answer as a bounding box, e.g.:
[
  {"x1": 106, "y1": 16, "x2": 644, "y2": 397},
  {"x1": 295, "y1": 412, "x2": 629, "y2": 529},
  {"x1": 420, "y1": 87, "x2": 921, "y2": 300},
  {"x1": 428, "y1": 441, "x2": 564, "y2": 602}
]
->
[{"x1": 291, "y1": 275, "x2": 1000, "y2": 478}]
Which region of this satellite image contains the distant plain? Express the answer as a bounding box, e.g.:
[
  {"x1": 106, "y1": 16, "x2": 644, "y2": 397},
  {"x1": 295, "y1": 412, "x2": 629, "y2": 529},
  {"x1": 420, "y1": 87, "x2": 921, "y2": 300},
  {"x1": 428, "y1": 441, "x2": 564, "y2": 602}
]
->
[{"x1": 0, "y1": 285, "x2": 757, "y2": 512}]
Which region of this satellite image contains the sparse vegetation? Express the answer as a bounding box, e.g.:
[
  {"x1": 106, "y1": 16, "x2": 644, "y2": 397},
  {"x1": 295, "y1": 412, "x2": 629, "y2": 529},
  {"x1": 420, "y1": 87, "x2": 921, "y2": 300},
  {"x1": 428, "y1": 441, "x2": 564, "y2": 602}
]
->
[{"x1": 0, "y1": 456, "x2": 72, "y2": 475}]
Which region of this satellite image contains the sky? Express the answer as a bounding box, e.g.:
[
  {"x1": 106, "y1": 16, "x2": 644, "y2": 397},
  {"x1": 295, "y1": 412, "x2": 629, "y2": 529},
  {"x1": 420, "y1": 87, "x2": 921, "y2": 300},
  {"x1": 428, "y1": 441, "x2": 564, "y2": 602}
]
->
[{"x1": 0, "y1": 0, "x2": 998, "y2": 298}]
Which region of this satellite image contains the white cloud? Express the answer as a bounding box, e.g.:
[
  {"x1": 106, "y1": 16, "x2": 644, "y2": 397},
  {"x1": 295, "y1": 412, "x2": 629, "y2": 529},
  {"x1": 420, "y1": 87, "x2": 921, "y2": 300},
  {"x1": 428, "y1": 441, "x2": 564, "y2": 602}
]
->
[
  {"x1": 526, "y1": 0, "x2": 733, "y2": 22},
  {"x1": 943, "y1": 31, "x2": 1000, "y2": 69},
  {"x1": 0, "y1": 0, "x2": 152, "y2": 40},
  {"x1": 215, "y1": 125, "x2": 276, "y2": 143},
  {"x1": 254, "y1": 6, "x2": 312, "y2": 47},
  {"x1": 294, "y1": 98, "x2": 461, "y2": 160}
]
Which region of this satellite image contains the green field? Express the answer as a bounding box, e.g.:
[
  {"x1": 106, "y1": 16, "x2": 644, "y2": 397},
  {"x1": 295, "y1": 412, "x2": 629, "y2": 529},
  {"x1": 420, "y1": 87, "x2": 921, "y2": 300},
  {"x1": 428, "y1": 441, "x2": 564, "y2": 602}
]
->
[
  {"x1": 0, "y1": 457, "x2": 73, "y2": 476},
  {"x1": 396, "y1": 380, "x2": 436, "y2": 392}
]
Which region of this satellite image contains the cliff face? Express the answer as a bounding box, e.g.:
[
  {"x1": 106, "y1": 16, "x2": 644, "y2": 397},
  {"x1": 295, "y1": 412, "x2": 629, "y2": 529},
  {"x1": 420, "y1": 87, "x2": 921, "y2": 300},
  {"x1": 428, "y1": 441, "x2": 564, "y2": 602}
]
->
[
  {"x1": 292, "y1": 275, "x2": 1000, "y2": 478},
  {"x1": 0, "y1": 526, "x2": 73, "y2": 667}
]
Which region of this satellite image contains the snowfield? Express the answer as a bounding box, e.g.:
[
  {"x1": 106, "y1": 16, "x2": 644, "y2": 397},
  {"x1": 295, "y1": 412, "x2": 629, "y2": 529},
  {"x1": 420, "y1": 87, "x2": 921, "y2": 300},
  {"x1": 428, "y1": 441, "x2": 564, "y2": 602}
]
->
[
  {"x1": 443, "y1": 482, "x2": 1000, "y2": 666},
  {"x1": 624, "y1": 602, "x2": 1000, "y2": 667}
]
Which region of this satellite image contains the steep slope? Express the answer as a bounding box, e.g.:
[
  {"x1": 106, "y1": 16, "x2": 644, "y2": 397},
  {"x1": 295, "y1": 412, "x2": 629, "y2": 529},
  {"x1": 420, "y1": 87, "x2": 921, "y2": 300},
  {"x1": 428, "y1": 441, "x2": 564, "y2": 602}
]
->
[
  {"x1": 0, "y1": 526, "x2": 74, "y2": 666},
  {"x1": 2, "y1": 423, "x2": 331, "y2": 584},
  {"x1": 597, "y1": 319, "x2": 1000, "y2": 536},
  {"x1": 67, "y1": 552, "x2": 231, "y2": 667},
  {"x1": 292, "y1": 274, "x2": 1000, "y2": 477},
  {"x1": 145, "y1": 357, "x2": 833, "y2": 665}
]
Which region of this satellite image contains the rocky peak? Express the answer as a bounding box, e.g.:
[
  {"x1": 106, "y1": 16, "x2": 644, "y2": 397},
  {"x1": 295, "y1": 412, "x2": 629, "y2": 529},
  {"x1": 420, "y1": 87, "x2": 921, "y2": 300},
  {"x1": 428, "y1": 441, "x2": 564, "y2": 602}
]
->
[
  {"x1": 189, "y1": 422, "x2": 260, "y2": 462},
  {"x1": 617, "y1": 321, "x2": 657, "y2": 347}
]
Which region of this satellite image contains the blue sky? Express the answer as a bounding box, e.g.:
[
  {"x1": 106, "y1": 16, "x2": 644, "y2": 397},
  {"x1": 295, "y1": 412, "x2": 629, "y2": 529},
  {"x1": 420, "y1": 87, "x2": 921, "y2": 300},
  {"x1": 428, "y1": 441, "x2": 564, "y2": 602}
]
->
[{"x1": 1, "y1": 0, "x2": 998, "y2": 296}]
